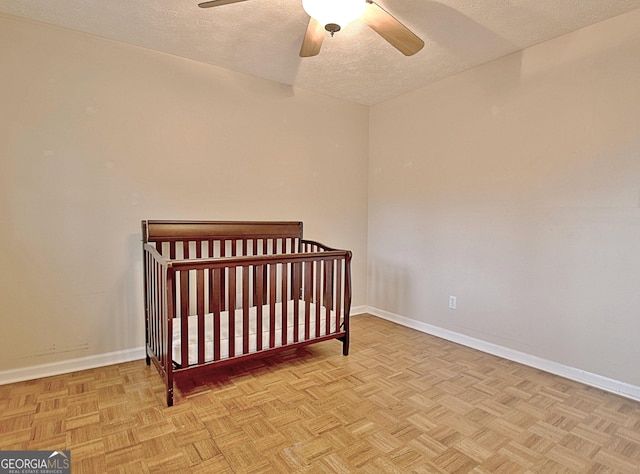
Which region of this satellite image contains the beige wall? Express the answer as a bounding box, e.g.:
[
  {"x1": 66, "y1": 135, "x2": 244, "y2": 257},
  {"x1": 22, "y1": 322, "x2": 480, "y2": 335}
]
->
[
  {"x1": 3, "y1": 8, "x2": 640, "y2": 391},
  {"x1": 0, "y1": 14, "x2": 369, "y2": 372},
  {"x1": 369, "y1": 9, "x2": 640, "y2": 386}
]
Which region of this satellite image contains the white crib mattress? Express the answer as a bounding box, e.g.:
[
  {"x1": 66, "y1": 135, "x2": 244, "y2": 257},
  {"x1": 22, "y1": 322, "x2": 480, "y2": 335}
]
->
[{"x1": 172, "y1": 300, "x2": 338, "y2": 366}]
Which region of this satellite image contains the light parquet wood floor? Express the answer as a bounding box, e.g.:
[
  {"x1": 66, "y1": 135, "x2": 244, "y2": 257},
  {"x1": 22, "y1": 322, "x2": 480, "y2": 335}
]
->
[{"x1": 1, "y1": 315, "x2": 639, "y2": 473}]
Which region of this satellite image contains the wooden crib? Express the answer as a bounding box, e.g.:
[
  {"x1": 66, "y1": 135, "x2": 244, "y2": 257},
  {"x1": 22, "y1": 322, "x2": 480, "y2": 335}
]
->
[{"x1": 142, "y1": 220, "x2": 352, "y2": 406}]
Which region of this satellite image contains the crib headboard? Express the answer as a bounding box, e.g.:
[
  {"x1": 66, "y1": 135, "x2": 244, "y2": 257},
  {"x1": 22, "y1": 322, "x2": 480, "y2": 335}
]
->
[
  {"x1": 142, "y1": 220, "x2": 303, "y2": 243},
  {"x1": 142, "y1": 220, "x2": 305, "y2": 259}
]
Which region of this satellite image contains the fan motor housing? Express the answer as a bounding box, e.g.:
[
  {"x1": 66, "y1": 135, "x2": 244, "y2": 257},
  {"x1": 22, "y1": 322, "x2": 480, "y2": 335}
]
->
[{"x1": 325, "y1": 23, "x2": 340, "y2": 36}]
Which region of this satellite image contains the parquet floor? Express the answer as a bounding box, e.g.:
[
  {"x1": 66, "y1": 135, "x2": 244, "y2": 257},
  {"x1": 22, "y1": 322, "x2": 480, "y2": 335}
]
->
[{"x1": 1, "y1": 315, "x2": 639, "y2": 473}]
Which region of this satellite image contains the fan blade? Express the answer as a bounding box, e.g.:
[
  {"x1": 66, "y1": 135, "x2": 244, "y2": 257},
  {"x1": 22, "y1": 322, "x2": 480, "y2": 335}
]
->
[
  {"x1": 299, "y1": 17, "x2": 325, "y2": 57},
  {"x1": 361, "y1": 0, "x2": 424, "y2": 56},
  {"x1": 198, "y1": 0, "x2": 250, "y2": 8}
]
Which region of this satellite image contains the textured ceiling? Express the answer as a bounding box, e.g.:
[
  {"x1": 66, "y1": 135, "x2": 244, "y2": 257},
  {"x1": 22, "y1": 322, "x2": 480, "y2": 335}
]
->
[{"x1": 1, "y1": 0, "x2": 640, "y2": 105}]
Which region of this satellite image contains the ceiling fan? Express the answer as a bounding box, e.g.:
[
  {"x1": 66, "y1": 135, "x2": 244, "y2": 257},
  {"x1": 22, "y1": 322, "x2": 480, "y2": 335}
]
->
[{"x1": 197, "y1": 0, "x2": 424, "y2": 57}]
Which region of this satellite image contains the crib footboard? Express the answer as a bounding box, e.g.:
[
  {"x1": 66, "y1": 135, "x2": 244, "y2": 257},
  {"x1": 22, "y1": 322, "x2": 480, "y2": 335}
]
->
[{"x1": 142, "y1": 243, "x2": 174, "y2": 406}]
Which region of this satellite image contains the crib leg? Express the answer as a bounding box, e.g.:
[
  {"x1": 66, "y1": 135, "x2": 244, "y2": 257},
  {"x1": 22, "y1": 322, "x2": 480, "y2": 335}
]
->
[
  {"x1": 166, "y1": 369, "x2": 174, "y2": 407},
  {"x1": 167, "y1": 386, "x2": 174, "y2": 407},
  {"x1": 339, "y1": 335, "x2": 349, "y2": 356}
]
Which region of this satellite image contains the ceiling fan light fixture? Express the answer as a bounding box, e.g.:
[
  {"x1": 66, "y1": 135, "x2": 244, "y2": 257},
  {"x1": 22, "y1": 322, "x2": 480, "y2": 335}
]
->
[{"x1": 302, "y1": 0, "x2": 365, "y2": 34}]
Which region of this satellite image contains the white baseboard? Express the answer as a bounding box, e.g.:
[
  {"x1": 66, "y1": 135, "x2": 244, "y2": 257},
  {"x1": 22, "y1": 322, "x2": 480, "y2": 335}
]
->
[
  {"x1": 366, "y1": 306, "x2": 640, "y2": 403},
  {"x1": 5, "y1": 308, "x2": 638, "y2": 403},
  {"x1": 0, "y1": 347, "x2": 146, "y2": 386},
  {"x1": 0, "y1": 308, "x2": 368, "y2": 386}
]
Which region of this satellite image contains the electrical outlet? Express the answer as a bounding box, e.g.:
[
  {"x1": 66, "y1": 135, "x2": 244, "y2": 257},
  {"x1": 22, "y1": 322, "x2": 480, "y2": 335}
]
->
[{"x1": 448, "y1": 295, "x2": 457, "y2": 310}]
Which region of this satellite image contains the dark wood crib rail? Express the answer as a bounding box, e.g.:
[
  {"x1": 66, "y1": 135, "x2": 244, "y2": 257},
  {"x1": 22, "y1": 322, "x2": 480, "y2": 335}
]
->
[
  {"x1": 144, "y1": 220, "x2": 304, "y2": 257},
  {"x1": 142, "y1": 220, "x2": 352, "y2": 406}
]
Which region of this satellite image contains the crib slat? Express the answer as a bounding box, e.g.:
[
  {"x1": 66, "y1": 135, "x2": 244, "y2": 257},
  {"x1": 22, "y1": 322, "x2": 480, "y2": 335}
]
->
[
  {"x1": 166, "y1": 268, "x2": 175, "y2": 405},
  {"x1": 151, "y1": 258, "x2": 157, "y2": 358},
  {"x1": 170, "y1": 243, "x2": 177, "y2": 316},
  {"x1": 262, "y1": 263, "x2": 268, "y2": 304},
  {"x1": 336, "y1": 260, "x2": 343, "y2": 324},
  {"x1": 179, "y1": 270, "x2": 188, "y2": 320},
  {"x1": 325, "y1": 260, "x2": 334, "y2": 311},
  {"x1": 220, "y1": 240, "x2": 226, "y2": 311},
  {"x1": 324, "y1": 260, "x2": 332, "y2": 334},
  {"x1": 343, "y1": 254, "x2": 352, "y2": 355},
  {"x1": 315, "y1": 260, "x2": 321, "y2": 337},
  {"x1": 158, "y1": 261, "x2": 164, "y2": 365},
  {"x1": 292, "y1": 262, "x2": 301, "y2": 343},
  {"x1": 208, "y1": 269, "x2": 214, "y2": 314},
  {"x1": 281, "y1": 263, "x2": 288, "y2": 346},
  {"x1": 197, "y1": 269, "x2": 205, "y2": 365},
  {"x1": 145, "y1": 254, "x2": 152, "y2": 352},
  {"x1": 228, "y1": 267, "x2": 236, "y2": 358},
  {"x1": 255, "y1": 265, "x2": 264, "y2": 352},
  {"x1": 180, "y1": 270, "x2": 189, "y2": 368},
  {"x1": 242, "y1": 266, "x2": 249, "y2": 355},
  {"x1": 183, "y1": 241, "x2": 190, "y2": 259},
  {"x1": 212, "y1": 268, "x2": 221, "y2": 361},
  {"x1": 269, "y1": 264, "x2": 276, "y2": 348},
  {"x1": 154, "y1": 263, "x2": 162, "y2": 354},
  {"x1": 147, "y1": 255, "x2": 154, "y2": 355},
  {"x1": 304, "y1": 261, "x2": 312, "y2": 340},
  {"x1": 154, "y1": 259, "x2": 160, "y2": 363}
]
